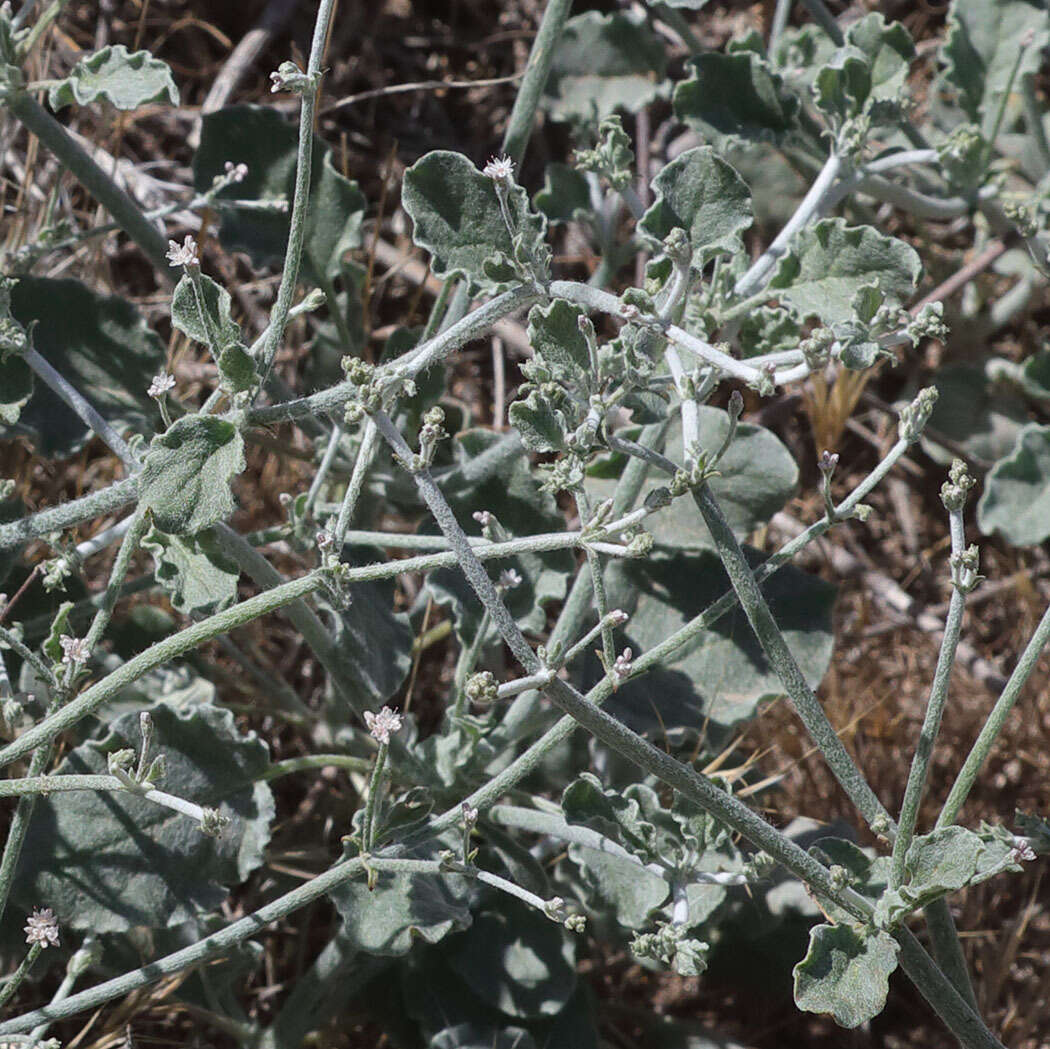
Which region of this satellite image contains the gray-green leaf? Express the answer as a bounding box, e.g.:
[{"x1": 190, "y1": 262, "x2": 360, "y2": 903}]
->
[
  {"x1": 640, "y1": 148, "x2": 753, "y2": 268},
  {"x1": 793, "y1": 923, "x2": 900, "y2": 1028},
  {"x1": 140, "y1": 415, "x2": 246, "y2": 535},
  {"x1": 13, "y1": 703, "x2": 273, "y2": 933},
  {"x1": 766, "y1": 218, "x2": 921, "y2": 325},
  {"x1": 49, "y1": 45, "x2": 178, "y2": 111},
  {"x1": 142, "y1": 526, "x2": 240, "y2": 615},
  {"x1": 544, "y1": 11, "x2": 667, "y2": 123},
  {"x1": 171, "y1": 273, "x2": 240, "y2": 352},
  {"x1": 978, "y1": 423, "x2": 1050, "y2": 545}
]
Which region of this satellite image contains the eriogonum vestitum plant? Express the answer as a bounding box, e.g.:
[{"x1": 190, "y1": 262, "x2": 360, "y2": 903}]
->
[{"x1": 0, "y1": 0, "x2": 1048, "y2": 1045}]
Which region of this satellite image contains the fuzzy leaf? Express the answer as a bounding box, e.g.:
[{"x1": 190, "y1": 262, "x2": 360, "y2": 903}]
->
[
  {"x1": 793, "y1": 923, "x2": 899, "y2": 1028},
  {"x1": 922, "y1": 362, "x2": 1027, "y2": 466},
  {"x1": 607, "y1": 548, "x2": 836, "y2": 731},
  {"x1": 640, "y1": 147, "x2": 753, "y2": 268},
  {"x1": 140, "y1": 415, "x2": 246, "y2": 535},
  {"x1": 766, "y1": 218, "x2": 921, "y2": 325},
  {"x1": 217, "y1": 343, "x2": 258, "y2": 394},
  {"x1": 509, "y1": 389, "x2": 574, "y2": 453},
  {"x1": 977, "y1": 423, "x2": 1050, "y2": 545},
  {"x1": 13, "y1": 703, "x2": 273, "y2": 933},
  {"x1": 49, "y1": 45, "x2": 178, "y2": 111},
  {"x1": 526, "y1": 299, "x2": 592, "y2": 387},
  {"x1": 845, "y1": 14, "x2": 915, "y2": 103},
  {"x1": 445, "y1": 901, "x2": 577, "y2": 1019},
  {"x1": 4, "y1": 277, "x2": 165, "y2": 458},
  {"x1": 142, "y1": 526, "x2": 240, "y2": 615},
  {"x1": 402, "y1": 151, "x2": 546, "y2": 295},
  {"x1": 675, "y1": 52, "x2": 799, "y2": 144},
  {"x1": 193, "y1": 106, "x2": 366, "y2": 281},
  {"x1": 329, "y1": 854, "x2": 471, "y2": 956},
  {"x1": 171, "y1": 273, "x2": 240, "y2": 351},
  {"x1": 940, "y1": 0, "x2": 1050, "y2": 132},
  {"x1": 544, "y1": 11, "x2": 667, "y2": 122},
  {"x1": 902, "y1": 826, "x2": 984, "y2": 902},
  {"x1": 0, "y1": 355, "x2": 32, "y2": 425},
  {"x1": 567, "y1": 844, "x2": 669, "y2": 929}
]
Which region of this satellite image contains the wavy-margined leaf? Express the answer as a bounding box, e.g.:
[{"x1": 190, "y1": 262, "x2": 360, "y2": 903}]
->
[
  {"x1": 844, "y1": 13, "x2": 915, "y2": 104},
  {"x1": 939, "y1": 0, "x2": 1049, "y2": 133},
  {"x1": 544, "y1": 11, "x2": 667, "y2": 123},
  {"x1": 329, "y1": 850, "x2": 471, "y2": 956},
  {"x1": 193, "y1": 106, "x2": 366, "y2": 282},
  {"x1": 402, "y1": 151, "x2": 547, "y2": 295},
  {"x1": 4, "y1": 277, "x2": 165, "y2": 458},
  {"x1": 142, "y1": 526, "x2": 240, "y2": 615},
  {"x1": 445, "y1": 901, "x2": 577, "y2": 1019},
  {"x1": 903, "y1": 826, "x2": 984, "y2": 899},
  {"x1": 793, "y1": 923, "x2": 899, "y2": 1028},
  {"x1": 49, "y1": 45, "x2": 178, "y2": 111},
  {"x1": 605, "y1": 548, "x2": 836, "y2": 732},
  {"x1": 13, "y1": 703, "x2": 273, "y2": 934},
  {"x1": 640, "y1": 148, "x2": 753, "y2": 268},
  {"x1": 766, "y1": 218, "x2": 921, "y2": 325},
  {"x1": 977, "y1": 423, "x2": 1050, "y2": 545},
  {"x1": 675, "y1": 51, "x2": 799, "y2": 144},
  {"x1": 140, "y1": 415, "x2": 245, "y2": 535}
]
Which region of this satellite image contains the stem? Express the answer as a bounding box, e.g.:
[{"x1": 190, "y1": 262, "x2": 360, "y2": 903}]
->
[
  {"x1": 332, "y1": 419, "x2": 378, "y2": 546},
  {"x1": 6, "y1": 94, "x2": 172, "y2": 276},
  {"x1": 734, "y1": 152, "x2": 844, "y2": 299},
  {"x1": 691, "y1": 484, "x2": 893, "y2": 835},
  {"x1": 0, "y1": 945, "x2": 42, "y2": 1012},
  {"x1": 304, "y1": 422, "x2": 344, "y2": 521},
  {"x1": 799, "y1": 0, "x2": 843, "y2": 45},
  {"x1": 892, "y1": 506, "x2": 968, "y2": 885},
  {"x1": 500, "y1": 0, "x2": 575, "y2": 166},
  {"x1": 361, "y1": 744, "x2": 388, "y2": 853},
  {"x1": 0, "y1": 571, "x2": 326, "y2": 771},
  {"x1": 937, "y1": 597, "x2": 1050, "y2": 828},
  {"x1": 261, "y1": 754, "x2": 373, "y2": 780},
  {"x1": 257, "y1": 0, "x2": 339, "y2": 389},
  {"x1": 23, "y1": 348, "x2": 137, "y2": 469}
]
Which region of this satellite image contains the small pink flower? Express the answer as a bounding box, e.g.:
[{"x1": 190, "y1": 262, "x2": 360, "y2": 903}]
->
[
  {"x1": 482, "y1": 155, "x2": 514, "y2": 183},
  {"x1": 59, "y1": 635, "x2": 90, "y2": 666},
  {"x1": 165, "y1": 235, "x2": 198, "y2": 268},
  {"x1": 24, "y1": 908, "x2": 60, "y2": 949},
  {"x1": 364, "y1": 706, "x2": 403, "y2": 745},
  {"x1": 148, "y1": 372, "x2": 176, "y2": 399}
]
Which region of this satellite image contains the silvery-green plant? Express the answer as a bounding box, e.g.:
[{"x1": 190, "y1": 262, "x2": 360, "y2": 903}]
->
[{"x1": 0, "y1": 0, "x2": 1048, "y2": 1044}]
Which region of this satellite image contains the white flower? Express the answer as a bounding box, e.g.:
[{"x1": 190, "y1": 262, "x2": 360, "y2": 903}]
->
[
  {"x1": 224, "y1": 160, "x2": 249, "y2": 183},
  {"x1": 608, "y1": 609, "x2": 629, "y2": 625},
  {"x1": 147, "y1": 372, "x2": 176, "y2": 399},
  {"x1": 59, "y1": 635, "x2": 90, "y2": 666},
  {"x1": 316, "y1": 531, "x2": 334, "y2": 551},
  {"x1": 165, "y1": 235, "x2": 198, "y2": 268},
  {"x1": 1011, "y1": 839, "x2": 1037, "y2": 864},
  {"x1": 364, "y1": 706, "x2": 403, "y2": 745},
  {"x1": 482, "y1": 154, "x2": 514, "y2": 183},
  {"x1": 24, "y1": 908, "x2": 60, "y2": 949},
  {"x1": 461, "y1": 803, "x2": 478, "y2": 827},
  {"x1": 499, "y1": 568, "x2": 523, "y2": 590}
]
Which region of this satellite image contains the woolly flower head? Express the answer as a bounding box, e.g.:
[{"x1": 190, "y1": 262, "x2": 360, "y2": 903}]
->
[
  {"x1": 59, "y1": 634, "x2": 90, "y2": 666},
  {"x1": 482, "y1": 154, "x2": 514, "y2": 184},
  {"x1": 148, "y1": 372, "x2": 176, "y2": 399},
  {"x1": 24, "y1": 908, "x2": 60, "y2": 949},
  {"x1": 364, "y1": 706, "x2": 403, "y2": 745},
  {"x1": 165, "y1": 235, "x2": 198, "y2": 268}
]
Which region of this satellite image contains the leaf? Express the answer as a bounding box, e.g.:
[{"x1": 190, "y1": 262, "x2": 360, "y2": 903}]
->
[
  {"x1": 13, "y1": 703, "x2": 274, "y2": 934},
  {"x1": 171, "y1": 273, "x2": 241, "y2": 351},
  {"x1": 562, "y1": 772, "x2": 657, "y2": 853},
  {"x1": 193, "y1": 106, "x2": 366, "y2": 282},
  {"x1": 813, "y1": 46, "x2": 872, "y2": 121},
  {"x1": 844, "y1": 14, "x2": 915, "y2": 104},
  {"x1": 640, "y1": 148, "x2": 753, "y2": 268},
  {"x1": 922, "y1": 362, "x2": 1028, "y2": 467},
  {"x1": 328, "y1": 853, "x2": 471, "y2": 956},
  {"x1": 402, "y1": 151, "x2": 547, "y2": 295},
  {"x1": 315, "y1": 546, "x2": 413, "y2": 714},
  {"x1": 901, "y1": 826, "x2": 984, "y2": 905},
  {"x1": 793, "y1": 923, "x2": 899, "y2": 1028},
  {"x1": 140, "y1": 415, "x2": 246, "y2": 535},
  {"x1": 674, "y1": 52, "x2": 799, "y2": 144},
  {"x1": 978, "y1": 423, "x2": 1050, "y2": 545},
  {"x1": 4, "y1": 277, "x2": 165, "y2": 458},
  {"x1": 526, "y1": 299, "x2": 592, "y2": 388},
  {"x1": 567, "y1": 843, "x2": 669, "y2": 928},
  {"x1": 535, "y1": 163, "x2": 593, "y2": 225},
  {"x1": 766, "y1": 218, "x2": 922, "y2": 325},
  {"x1": 939, "y1": 0, "x2": 1050, "y2": 132},
  {"x1": 217, "y1": 342, "x2": 258, "y2": 394},
  {"x1": 606, "y1": 548, "x2": 836, "y2": 731},
  {"x1": 0, "y1": 355, "x2": 32, "y2": 425},
  {"x1": 142, "y1": 526, "x2": 241, "y2": 615},
  {"x1": 544, "y1": 11, "x2": 667, "y2": 123},
  {"x1": 49, "y1": 45, "x2": 178, "y2": 111},
  {"x1": 445, "y1": 901, "x2": 577, "y2": 1019}
]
